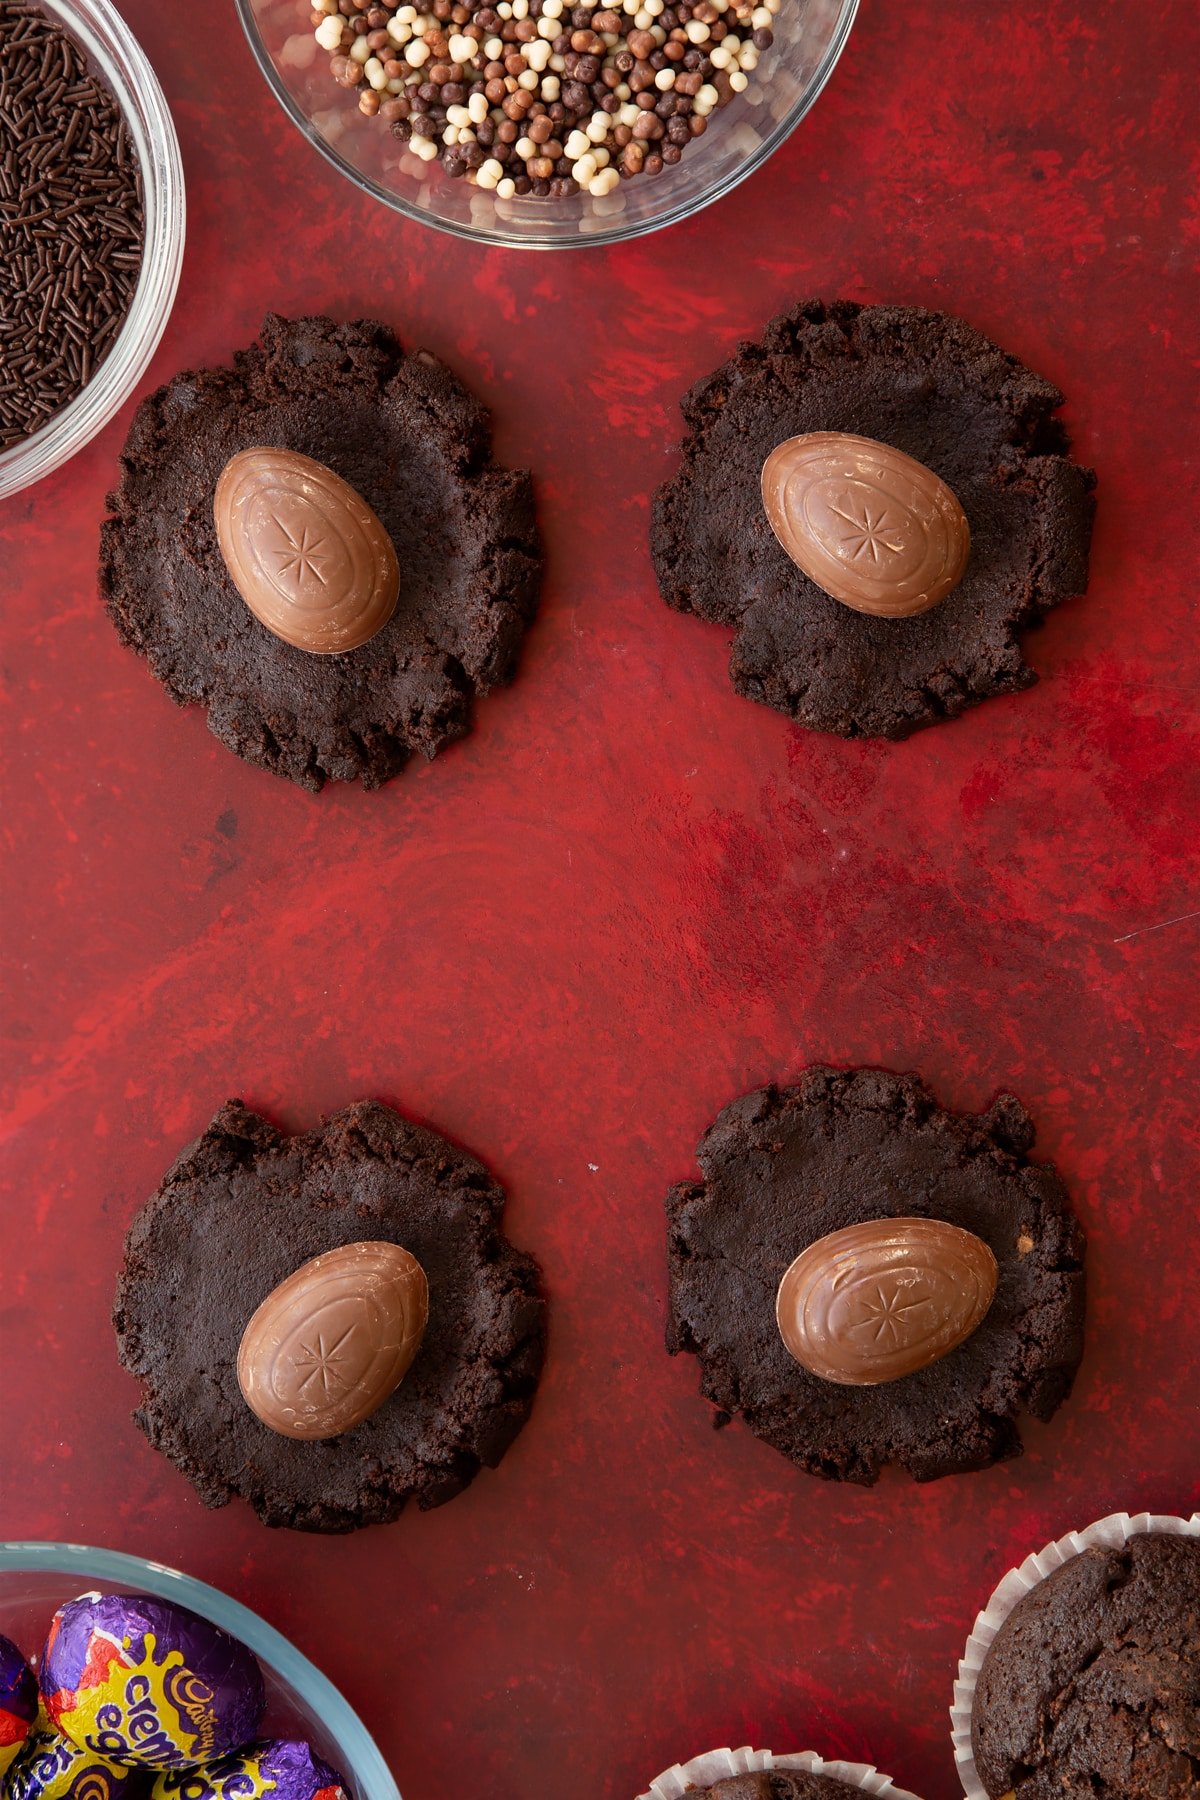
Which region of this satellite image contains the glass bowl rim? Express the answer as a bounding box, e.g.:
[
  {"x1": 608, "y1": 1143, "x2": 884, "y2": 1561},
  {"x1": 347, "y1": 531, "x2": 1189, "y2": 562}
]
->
[
  {"x1": 0, "y1": 0, "x2": 186, "y2": 500},
  {"x1": 233, "y1": 0, "x2": 859, "y2": 251},
  {"x1": 0, "y1": 1541, "x2": 400, "y2": 1800}
]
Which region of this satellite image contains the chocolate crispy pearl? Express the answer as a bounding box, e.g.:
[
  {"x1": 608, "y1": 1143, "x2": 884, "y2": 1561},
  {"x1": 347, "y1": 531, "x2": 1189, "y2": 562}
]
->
[
  {"x1": 971, "y1": 1534, "x2": 1200, "y2": 1800},
  {"x1": 651, "y1": 300, "x2": 1095, "y2": 738},
  {"x1": 687, "y1": 1775, "x2": 868, "y2": 1798},
  {"x1": 665, "y1": 1067, "x2": 1086, "y2": 1484},
  {"x1": 113, "y1": 1099, "x2": 545, "y2": 1533},
  {"x1": 100, "y1": 315, "x2": 541, "y2": 791}
]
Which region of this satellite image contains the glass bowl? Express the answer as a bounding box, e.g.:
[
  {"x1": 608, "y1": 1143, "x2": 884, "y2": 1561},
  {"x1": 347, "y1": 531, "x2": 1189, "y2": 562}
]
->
[
  {"x1": 0, "y1": 1543, "x2": 399, "y2": 1800},
  {"x1": 0, "y1": 0, "x2": 185, "y2": 501},
  {"x1": 236, "y1": 0, "x2": 857, "y2": 249}
]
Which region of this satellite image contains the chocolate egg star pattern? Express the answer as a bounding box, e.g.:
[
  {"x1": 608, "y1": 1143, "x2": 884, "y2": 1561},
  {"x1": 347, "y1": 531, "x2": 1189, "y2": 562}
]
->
[
  {"x1": 652, "y1": 299, "x2": 1095, "y2": 738},
  {"x1": 665, "y1": 1066, "x2": 1087, "y2": 1484}
]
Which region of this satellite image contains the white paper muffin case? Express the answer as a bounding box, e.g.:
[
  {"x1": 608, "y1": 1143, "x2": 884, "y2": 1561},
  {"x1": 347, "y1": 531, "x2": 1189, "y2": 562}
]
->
[
  {"x1": 950, "y1": 1508, "x2": 1200, "y2": 1799},
  {"x1": 637, "y1": 1744, "x2": 924, "y2": 1800}
]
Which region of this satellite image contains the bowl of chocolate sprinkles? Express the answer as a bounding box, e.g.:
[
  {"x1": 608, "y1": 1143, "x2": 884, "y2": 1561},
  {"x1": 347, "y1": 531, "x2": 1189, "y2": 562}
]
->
[
  {"x1": 237, "y1": 0, "x2": 856, "y2": 248},
  {"x1": 0, "y1": 0, "x2": 184, "y2": 498}
]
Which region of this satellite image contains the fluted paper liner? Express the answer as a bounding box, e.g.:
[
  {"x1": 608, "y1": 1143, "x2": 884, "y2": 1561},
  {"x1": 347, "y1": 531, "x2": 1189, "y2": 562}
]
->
[
  {"x1": 950, "y1": 1508, "x2": 1200, "y2": 1798},
  {"x1": 637, "y1": 1745, "x2": 923, "y2": 1800}
]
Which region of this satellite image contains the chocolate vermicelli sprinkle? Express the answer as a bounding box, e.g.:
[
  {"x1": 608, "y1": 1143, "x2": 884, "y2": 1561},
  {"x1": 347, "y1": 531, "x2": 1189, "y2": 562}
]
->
[{"x1": 0, "y1": 0, "x2": 144, "y2": 451}]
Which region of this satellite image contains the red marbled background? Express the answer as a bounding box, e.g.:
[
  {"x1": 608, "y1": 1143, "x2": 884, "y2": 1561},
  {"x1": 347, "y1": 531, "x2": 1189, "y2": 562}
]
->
[{"x1": 1, "y1": 2, "x2": 1198, "y2": 1796}]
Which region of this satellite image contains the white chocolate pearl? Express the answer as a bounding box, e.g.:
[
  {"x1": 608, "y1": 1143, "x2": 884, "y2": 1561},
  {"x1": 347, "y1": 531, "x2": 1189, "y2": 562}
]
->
[
  {"x1": 586, "y1": 111, "x2": 609, "y2": 140},
  {"x1": 447, "y1": 33, "x2": 475, "y2": 61},
  {"x1": 468, "y1": 91, "x2": 489, "y2": 122},
  {"x1": 685, "y1": 17, "x2": 709, "y2": 39},
  {"x1": 540, "y1": 74, "x2": 561, "y2": 98},
  {"x1": 588, "y1": 167, "x2": 620, "y2": 195},
  {"x1": 349, "y1": 34, "x2": 371, "y2": 61},
  {"x1": 412, "y1": 136, "x2": 439, "y2": 159},
  {"x1": 314, "y1": 14, "x2": 343, "y2": 50},
  {"x1": 476, "y1": 157, "x2": 505, "y2": 187},
  {"x1": 654, "y1": 66, "x2": 675, "y2": 88},
  {"x1": 728, "y1": 67, "x2": 748, "y2": 88},
  {"x1": 565, "y1": 128, "x2": 590, "y2": 157},
  {"x1": 571, "y1": 152, "x2": 598, "y2": 182},
  {"x1": 404, "y1": 38, "x2": 430, "y2": 65},
  {"x1": 365, "y1": 55, "x2": 388, "y2": 87},
  {"x1": 497, "y1": 177, "x2": 516, "y2": 198}
]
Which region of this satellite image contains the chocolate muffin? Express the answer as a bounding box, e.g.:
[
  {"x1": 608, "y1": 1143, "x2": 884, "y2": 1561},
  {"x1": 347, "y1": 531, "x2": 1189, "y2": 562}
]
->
[
  {"x1": 651, "y1": 300, "x2": 1095, "y2": 738},
  {"x1": 970, "y1": 1531, "x2": 1200, "y2": 1800},
  {"x1": 114, "y1": 1099, "x2": 546, "y2": 1532},
  {"x1": 686, "y1": 1775, "x2": 868, "y2": 1798},
  {"x1": 101, "y1": 314, "x2": 541, "y2": 790},
  {"x1": 665, "y1": 1066, "x2": 1086, "y2": 1484}
]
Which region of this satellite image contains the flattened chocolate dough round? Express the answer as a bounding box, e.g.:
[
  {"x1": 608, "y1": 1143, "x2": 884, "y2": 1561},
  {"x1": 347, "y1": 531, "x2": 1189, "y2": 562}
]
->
[
  {"x1": 114, "y1": 1100, "x2": 545, "y2": 1533},
  {"x1": 651, "y1": 300, "x2": 1095, "y2": 738},
  {"x1": 665, "y1": 1066, "x2": 1086, "y2": 1485},
  {"x1": 970, "y1": 1533, "x2": 1200, "y2": 1800},
  {"x1": 686, "y1": 1774, "x2": 869, "y2": 1798},
  {"x1": 101, "y1": 314, "x2": 541, "y2": 790}
]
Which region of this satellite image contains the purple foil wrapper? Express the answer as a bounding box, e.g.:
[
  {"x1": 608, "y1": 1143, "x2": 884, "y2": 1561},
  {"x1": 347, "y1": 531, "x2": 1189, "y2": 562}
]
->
[
  {"x1": 40, "y1": 1593, "x2": 265, "y2": 1772},
  {"x1": 4, "y1": 1716, "x2": 150, "y2": 1800},
  {"x1": 0, "y1": 1633, "x2": 39, "y2": 1781},
  {"x1": 149, "y1": 1739, "x2": 352, "y2": 1800}
]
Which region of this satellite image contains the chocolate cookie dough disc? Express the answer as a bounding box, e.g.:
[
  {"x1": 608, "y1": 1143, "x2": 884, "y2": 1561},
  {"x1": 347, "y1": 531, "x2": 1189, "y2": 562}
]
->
[
  {"x1": 114, "y1": 1100, "x2": 546, "y2": 1532},
  {"x1": 101, "y1": 315, "x2": 541, "y2": 790},
  {"x1": 665, "y1": 1065, "x2": 1086, "y2": 1484},
  {"x1": 652, "y1": 299, "x2": 1095, "y2": 738}
]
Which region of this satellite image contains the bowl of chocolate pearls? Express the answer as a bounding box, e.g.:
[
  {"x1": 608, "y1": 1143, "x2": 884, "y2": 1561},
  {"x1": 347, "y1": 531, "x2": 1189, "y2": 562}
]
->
[
  {"x1": 0, "y1": 1542, "x2": 400, "y2": 1800},
  {"x1": 237, "y1": 0, "x2": 856, "y2": 246},
  {"x1": 0, "y1": 0, "x2": 184, "y2": 500}
]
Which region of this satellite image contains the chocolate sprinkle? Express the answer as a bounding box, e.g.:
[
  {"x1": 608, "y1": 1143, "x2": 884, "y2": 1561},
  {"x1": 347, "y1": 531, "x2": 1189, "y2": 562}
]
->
[{"x1": 0, "y1": 0, "x2": 144, "y2": 451}]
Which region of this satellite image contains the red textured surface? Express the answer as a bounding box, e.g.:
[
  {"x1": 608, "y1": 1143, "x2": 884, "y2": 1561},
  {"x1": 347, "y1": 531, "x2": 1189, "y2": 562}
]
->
[{"x1": 1, "y1": 3, "x2": 1198, "y2": 1797}]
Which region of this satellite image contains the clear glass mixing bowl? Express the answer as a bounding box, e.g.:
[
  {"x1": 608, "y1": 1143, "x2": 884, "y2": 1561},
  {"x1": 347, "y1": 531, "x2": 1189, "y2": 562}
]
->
[
  {"x1": 0, "y1": 1544, "x2": 399, "y2": 1800},
  {"x1": 0, "y1": 0, "x2": 185, "y2": 501},
  {"x1": 236, "y1": 0, "x2": 857, "y2": 249}
]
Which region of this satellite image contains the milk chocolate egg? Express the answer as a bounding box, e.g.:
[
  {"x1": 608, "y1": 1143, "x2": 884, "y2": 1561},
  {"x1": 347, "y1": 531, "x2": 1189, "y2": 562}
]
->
[
  {"x1": 761, "y1": 431, "x2": 971, "y2": 617},
  {"x1": 214, "y1": 449, "x2": 400, "y2": 655},
  {"x1": 776, "y1": 1216, "x2": 998, "y2": 1384},
  {"x1": 237, "y1": 1242, "x2": 429, "y2": 1441}
]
